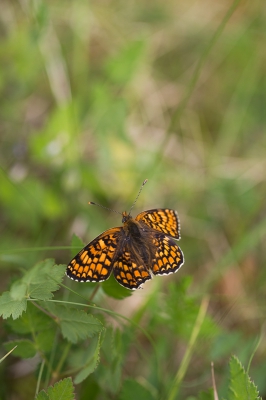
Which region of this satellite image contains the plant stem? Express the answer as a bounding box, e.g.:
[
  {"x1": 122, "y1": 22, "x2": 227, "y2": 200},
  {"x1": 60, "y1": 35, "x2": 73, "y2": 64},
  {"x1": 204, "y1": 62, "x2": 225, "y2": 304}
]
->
[{"x1": 168, "y1": 296, "x2": 209, "y2": 400}]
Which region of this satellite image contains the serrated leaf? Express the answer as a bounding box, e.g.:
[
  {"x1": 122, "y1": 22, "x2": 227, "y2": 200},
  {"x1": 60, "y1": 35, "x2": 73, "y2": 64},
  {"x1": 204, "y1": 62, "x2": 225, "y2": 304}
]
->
[
  {"x1": 60, "y1": 311, "x2": 102, "y2": 343},
  {"x1": 22, "y1": 259, "x2": 66, "y2": 300},
  {"x1": 101, "y1": 274, "x2": 132, "y2": 299},
  {"x1": 0, "y1": 291, "x2": 27, "y2": 319},
  {"x1": 35, "y1": 377, "x2": 75, "y2": 400},
  {"x1": 4, "y1": 339, "x2": 36, "y2": 358},
  {"x1": 0, "y1": 261, "x2": 65, "y2": 320},
  {"x1": 98, "y1": 327, "x2": 123, "y2": 393},
  {"x1": 119, "y1": 379, "x2": 154, "y2": 400},
  {"x1": 228, "y1": 355, "x2": 261, "y2": 400},
  {"x1": 101, "y1": 326, "x2": 123, "y2": 363},
  {"x1": 10, "y1": 281, "x2": 27, "y2": 300},
  {"x1": 44, "y1": 303, "x2": 102, "y2": 343},
  {"x1": 70, "y1": 234, "x2": 84, "y2": 258},
  {"x1": 35, "y1": 392, "x2": 49, "y2": 400},
  {"x1": 74, "y1": 334, "x2": 101, "y2": 384}
]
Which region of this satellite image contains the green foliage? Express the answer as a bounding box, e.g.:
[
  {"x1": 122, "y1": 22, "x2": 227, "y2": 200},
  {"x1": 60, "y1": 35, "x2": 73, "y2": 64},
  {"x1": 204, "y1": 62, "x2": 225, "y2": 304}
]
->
[
  {"x1": 118, "y1": 379, "x2": 154, "y2": 400},
  {"x1": 6, "y1": 302, "x2": 52, "y2": 334},
  {"x1": 0, "y1": 259, "x2": 65, "y2": 319},
  {"x1": 198, "y1": 388, "x2": 215, "y2": 400},
  {"x1": 36, "y1": 378, "x2": 75, "y2": 400},
  {"x1": 44, "y1": 303, "x2": 103, "y2": 343},
  {"x1": 227, "y1": 355, "x2": 261, "y2": 400},
  {"x1": 0, "y1": 291, "x2": 27, "y2": 319},
  {"x1": 70, "y1": 234, "x2": 85, "y2": 258},
  {"x1": 22, "y1": 260, "x2": 66, "y2": 300},
  {"x1": 163, "y1": 278, "x2": 219, "y2": 339},
  {"x1": 4, "y1": 339, "x2": 37, "y2": 358},
  {"x1": 101, "y1": 274, "x2": 133, "y2": 299},
  {"x1": 73, "y1": 334, "x2": 101, "y2": 384},
  {"x1": 95, "y1": 327, "x2": 125, "y2": 394}
]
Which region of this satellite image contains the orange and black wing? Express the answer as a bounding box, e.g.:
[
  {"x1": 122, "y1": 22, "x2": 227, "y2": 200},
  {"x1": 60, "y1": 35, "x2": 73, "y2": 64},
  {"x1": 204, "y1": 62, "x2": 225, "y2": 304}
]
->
[
  {"x1": 66, "y1": 227, "x2": 122, "y2": 282},
  {"x1": 151, "y1": 232, "x2": 184, "y2": 275},
  {"x1": 113, "y1": 244, "x2": 151, "y2": 290},
  {"x1": 135, "y1": 209, "x2": 181, "y2": 239}
]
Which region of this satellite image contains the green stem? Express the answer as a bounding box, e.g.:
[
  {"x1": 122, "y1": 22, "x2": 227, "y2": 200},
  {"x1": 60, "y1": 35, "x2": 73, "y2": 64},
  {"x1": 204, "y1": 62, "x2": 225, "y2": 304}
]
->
[
  {"x1": 35, "y1": 359, "x2": 45, "y2": 396},
  {"x1": 89, "y1": 284, "x2": 100, "y2": 302},
  {"x1": 168, "y1": 296, "x2": 209, "y2": 400},
  {"x1": 50, "y1": 342, "x2": 72, "y2": 385}
]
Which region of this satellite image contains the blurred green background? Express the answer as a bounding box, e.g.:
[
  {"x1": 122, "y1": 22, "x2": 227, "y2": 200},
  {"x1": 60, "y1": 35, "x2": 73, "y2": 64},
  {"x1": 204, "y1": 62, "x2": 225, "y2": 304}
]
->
[{"x1": 1, "y1": 0, "x2": 266, "y2": 399}]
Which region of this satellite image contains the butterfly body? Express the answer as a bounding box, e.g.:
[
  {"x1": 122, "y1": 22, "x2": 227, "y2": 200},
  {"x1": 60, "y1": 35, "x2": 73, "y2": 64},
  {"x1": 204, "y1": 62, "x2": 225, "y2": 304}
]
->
[{"x1": 66, "y1": 209, "x2": 184, "y2": 290}]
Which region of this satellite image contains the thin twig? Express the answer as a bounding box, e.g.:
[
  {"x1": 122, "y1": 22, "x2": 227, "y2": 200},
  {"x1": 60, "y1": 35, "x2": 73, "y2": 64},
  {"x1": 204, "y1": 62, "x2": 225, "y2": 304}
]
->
[{"x1": 211, "y1": 362, "x2": 219, "y2": 400}]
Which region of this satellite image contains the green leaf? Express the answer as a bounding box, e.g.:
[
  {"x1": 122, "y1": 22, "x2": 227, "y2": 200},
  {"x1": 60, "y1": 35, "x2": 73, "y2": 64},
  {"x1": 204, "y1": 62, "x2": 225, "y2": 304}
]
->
[
  {"x1": 0, "y1": 291, "x2": 27, "y2": 319},
  {"x1": 10, "y1": 281, "x2": 27, "y2": 300},
  {"x1": 6, "y1": 302, "x2": 52, "y2": 334},
  {"x1": 22, "y1": 259, "x2": 66, "y2": 300},
  {"x1": 227, "y1": 355, "x2": 261, "y2": 400},
  {"x1": 35, "y1": 392, "x2": 49, "y2": 400},
  {"x1": 35, "y1": 330, "x2": 56, "y2": 353},
  {"x1": 119, "y1": 379, "x2": 154, "y2": 400},
  {"x1": 4, "y1": 339, "x2": 36, "y2": 358},
  {"x1": 95, "y1": 327, "x2": 123, "y2": 394},
  {"x1": 35, "y1": 377, "x2": 75, "y2": 400},
  {"x1": 44, "y1": 303, "x2": 102, "y2": 343},
  {"x1": 101, "y1": 274, "x2": 132, "y2": 299},
  {"x1": 74, "y1": 334, "x2": 101, "y2": 384},
  {"x1": 70, "y1": 234, "x2": 84, "y2": 258},
  {"x1": 101, "y1": 326, "x2": 119, "y2": 364},
  {"x1": 198, "y1": 388, "x2": 215, "y2": 400},
  {"x1": 0, "y1": 261, "x2": 65, "y2": 320}
]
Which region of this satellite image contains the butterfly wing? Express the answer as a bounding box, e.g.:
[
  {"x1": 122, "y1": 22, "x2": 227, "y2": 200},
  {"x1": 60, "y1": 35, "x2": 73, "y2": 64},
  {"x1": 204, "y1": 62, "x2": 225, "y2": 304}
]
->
[
  {"x1": 113, "y1": 242, "x2": 152, "y2": 290},
  {"x1": 135, "y1": 209, "x2": 181, "y2": 239},
  {"x1": 66, "y1": 227, "x2": 122, "y2": 282},
  {"x1": 151, "y1": 232, "x2": 184, "y2": 275}
]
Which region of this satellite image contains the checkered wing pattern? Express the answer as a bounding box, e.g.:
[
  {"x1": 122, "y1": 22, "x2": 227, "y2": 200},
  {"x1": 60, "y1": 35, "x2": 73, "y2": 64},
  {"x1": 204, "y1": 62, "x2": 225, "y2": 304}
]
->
[
  {"x1": 135, "y1": 209, "x2": 180, "y2": 239},
  {"x1": 151, "y1": 232, "x2": 184, "y2": 275},
  {"x1": 66, "y1": 227, "x2": 121, "y2": 282},
  {"x1": 113, "y1": 247, "x2": 151, "y2": 290}
]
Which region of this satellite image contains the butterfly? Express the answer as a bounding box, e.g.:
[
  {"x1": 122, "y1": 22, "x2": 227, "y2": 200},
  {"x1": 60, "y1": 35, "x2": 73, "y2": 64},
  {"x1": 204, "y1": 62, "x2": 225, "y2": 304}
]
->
[{"x1": 66, "y1": 181, "x2": 184, "y2": 290}]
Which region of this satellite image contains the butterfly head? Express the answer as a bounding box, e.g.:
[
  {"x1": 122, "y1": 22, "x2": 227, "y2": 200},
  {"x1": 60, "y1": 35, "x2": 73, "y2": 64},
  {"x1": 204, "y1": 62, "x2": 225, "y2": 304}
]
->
[{"x1": 122, "y1": 211, "x2": 132, "y2": 224}]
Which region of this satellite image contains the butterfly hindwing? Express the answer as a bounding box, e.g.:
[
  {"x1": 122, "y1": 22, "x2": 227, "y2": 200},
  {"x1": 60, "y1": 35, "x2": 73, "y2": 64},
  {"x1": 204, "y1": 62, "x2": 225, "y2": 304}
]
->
[
  {"x1": 151, "y1": 232, "x2": 184, "y2": 275},
  {"x1": 113, "y1": 244, "x2": 151, "y2": 290},
  {"x1": 66, "y1": 227, "x2": 122, "y2": 282},
  {"x1": 135, "y1": 209, "x2": 181, "y2": 239}
]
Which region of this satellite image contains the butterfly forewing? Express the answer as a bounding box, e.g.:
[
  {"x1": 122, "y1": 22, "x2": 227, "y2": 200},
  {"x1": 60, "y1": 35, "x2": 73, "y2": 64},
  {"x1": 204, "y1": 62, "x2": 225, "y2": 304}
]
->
[
  {"x1": 135, "y1": 209, "x2": 181, "y2": 239},
  {"x1": 151, "y1": 232, "x2": 184, "y2": 275},
  {"x1": 66, "y1": 227, "x2": 121, "y2": 282}
]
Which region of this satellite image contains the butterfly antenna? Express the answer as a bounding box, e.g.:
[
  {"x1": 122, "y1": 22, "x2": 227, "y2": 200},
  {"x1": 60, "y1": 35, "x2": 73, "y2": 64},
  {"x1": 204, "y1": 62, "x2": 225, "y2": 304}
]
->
[
  {"x1": 129, "y1": 179, "x2": 148, "y2": 215},
  {"x1": 88, "y1": 202, "x2": 122, "y2": 215}
]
